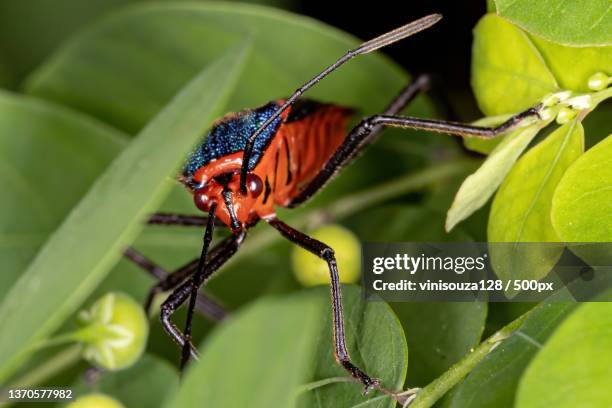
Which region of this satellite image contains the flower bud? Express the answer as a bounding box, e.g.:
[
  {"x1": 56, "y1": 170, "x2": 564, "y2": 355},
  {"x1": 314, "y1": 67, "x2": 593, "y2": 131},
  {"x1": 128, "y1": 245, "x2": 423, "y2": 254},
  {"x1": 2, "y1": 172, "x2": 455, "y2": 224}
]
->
[
  {"x1": 538, "y1": 107, "x2": 555, "y2": 121},
  {"x1": 556, "y1": 106, "x2": 577, "y2": 125},
  {"x1": 587, "y1": 72, "x2": 610, "y2": 91},
  {"x1": 67, "y1": 393, "x2": 125, "y2": 408},
  {"x1": 77, "y1": 292, "x2": 148, "y2": 371},
  {"x1": 292, "y1": 224, "x2": 361, "y2": 287}
]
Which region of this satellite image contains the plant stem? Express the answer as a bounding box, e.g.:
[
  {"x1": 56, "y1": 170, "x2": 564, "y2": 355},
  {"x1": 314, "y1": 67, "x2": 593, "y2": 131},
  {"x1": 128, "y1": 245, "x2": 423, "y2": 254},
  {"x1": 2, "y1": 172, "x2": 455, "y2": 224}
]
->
[{"x1": 409, "y1": 308, "x2": 533, "y2": 408}]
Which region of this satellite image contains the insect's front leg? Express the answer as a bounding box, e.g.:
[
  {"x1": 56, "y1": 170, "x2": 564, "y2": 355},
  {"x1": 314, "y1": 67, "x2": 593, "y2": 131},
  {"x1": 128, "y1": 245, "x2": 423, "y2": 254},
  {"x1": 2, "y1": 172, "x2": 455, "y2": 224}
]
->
[{"x1": 159, "y1": 232, "x2": 245, "y2": 359}]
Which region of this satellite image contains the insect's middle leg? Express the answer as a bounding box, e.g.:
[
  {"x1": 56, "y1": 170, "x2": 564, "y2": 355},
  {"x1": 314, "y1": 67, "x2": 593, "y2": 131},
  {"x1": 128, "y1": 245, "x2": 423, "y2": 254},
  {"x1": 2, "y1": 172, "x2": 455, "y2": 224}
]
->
[
  {"x1": 267, "y1": 217, "x2": 379, "y2": 393},
  {"x1": 159, "y1": 232, "x2": 245, "y2": 358}
]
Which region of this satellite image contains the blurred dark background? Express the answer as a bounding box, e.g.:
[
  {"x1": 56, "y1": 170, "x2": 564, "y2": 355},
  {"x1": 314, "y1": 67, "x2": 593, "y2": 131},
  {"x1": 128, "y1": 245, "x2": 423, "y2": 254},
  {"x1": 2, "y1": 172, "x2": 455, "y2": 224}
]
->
[
  {"x1": 300, "y1": 0, "x2": 487, "y2": 119},
  {"x1": 0, "y1": 0, "x2": 487, "y2": 119}
]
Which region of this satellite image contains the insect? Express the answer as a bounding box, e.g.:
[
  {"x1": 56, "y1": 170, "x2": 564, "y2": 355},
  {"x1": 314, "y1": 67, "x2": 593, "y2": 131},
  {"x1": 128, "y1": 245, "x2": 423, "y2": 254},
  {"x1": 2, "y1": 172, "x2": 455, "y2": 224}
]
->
[{"x1": 123, "y1": 13, "x2": 541, "y2": 399}]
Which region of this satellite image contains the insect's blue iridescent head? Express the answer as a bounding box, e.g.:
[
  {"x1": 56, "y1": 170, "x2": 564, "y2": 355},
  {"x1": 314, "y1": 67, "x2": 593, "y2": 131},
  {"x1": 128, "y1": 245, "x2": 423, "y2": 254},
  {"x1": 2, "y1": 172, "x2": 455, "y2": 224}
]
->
[{"x1": 181, "y1": 102, "x2": 281, "y2": 189}]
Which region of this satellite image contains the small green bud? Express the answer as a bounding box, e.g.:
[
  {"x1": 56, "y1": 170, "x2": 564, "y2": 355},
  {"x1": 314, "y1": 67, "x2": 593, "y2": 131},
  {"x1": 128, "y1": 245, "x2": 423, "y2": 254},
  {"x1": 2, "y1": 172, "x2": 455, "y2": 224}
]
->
[
  {"x1": 292, "y1": 224, "x2": 361, "y2": 287},
  {"x1": 541, "y1": 93, "x2": 559, "y2": 107},
  {"x1": 67, "y1": 393, "x2": 125, "y2": 408},
  {"x1": 77, "y1": 292, "x2": 148, "y2": 371},
  {"x1": 587, "y1": 72, "x2": 610, "y2": 91},
  {"x1": 556, "y1": 106, "x2": 577, "y2": 124},
  {"x1": 539, "y1": 107, "x2": 555, "y2": 121}
]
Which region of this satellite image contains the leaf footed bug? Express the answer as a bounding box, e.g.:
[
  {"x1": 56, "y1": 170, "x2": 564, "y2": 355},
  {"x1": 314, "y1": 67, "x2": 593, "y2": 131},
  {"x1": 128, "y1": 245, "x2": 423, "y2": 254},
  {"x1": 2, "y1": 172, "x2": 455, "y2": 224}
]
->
[{"x1": 124, "y1": 13, "x2": 542, "y2": 402}]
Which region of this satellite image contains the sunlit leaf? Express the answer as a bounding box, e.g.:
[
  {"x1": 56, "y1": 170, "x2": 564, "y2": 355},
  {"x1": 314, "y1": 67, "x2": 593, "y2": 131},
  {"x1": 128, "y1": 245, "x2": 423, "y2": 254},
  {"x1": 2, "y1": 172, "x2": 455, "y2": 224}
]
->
[
  {"x1": 488, "y1": 122, "x2": 584, "y2": 282},
  {"x1": 494, "y1": 0, "x2": 612, "y2": 46},
  {"x1": 515, "y1": 302, "x2": 612, "y2": 408},
  {"x1": 471, "y1": 14, "x2": 557, "y2": 116},
  {"x1": 530, "y1": 36, "x2": 612, "y2": 93},
  {"x1": 551, "y1": 135, "x2": 612, "y2": 242}
]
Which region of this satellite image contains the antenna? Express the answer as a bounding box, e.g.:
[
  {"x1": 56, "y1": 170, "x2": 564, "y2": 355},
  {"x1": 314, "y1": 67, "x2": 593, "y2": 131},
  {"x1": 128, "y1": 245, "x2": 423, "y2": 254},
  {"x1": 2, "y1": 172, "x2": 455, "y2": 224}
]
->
[{"x1": 239, "y1": 13, "x2": 443, "y2": 193}]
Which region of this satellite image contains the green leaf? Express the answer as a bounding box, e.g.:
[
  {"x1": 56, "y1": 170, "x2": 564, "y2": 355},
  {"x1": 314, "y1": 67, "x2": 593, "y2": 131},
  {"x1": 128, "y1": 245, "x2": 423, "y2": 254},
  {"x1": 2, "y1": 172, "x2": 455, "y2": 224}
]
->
[
  {"x1": 530, "y1": 36, "x2": 612, "y2": 92},
  {"x1": 393, "y1": 302, "x2": 486, "y2": 387},
  {"x1": 471, "y1": 14, "x2": 557, "y2": 116},
  {"x1": 25, "y1": 2, "x2": 418, "y2": 134},
  {"x1": 443, "y1": 300, "x2": 575, "y2": 408},
  {"x1": 515, "y1": 302, "x2": 612, "y2": 408},
  {"x1": 0, "y1": 91, "x2": 127, "y2": 298},
  {"x1": 488, "y1": 122, "x2": 584, "y2": 282},
  {"x1": 164, "y1": 292, "x2": 320, "y2": 408},
  {"x1": 551, "y1": 135, "x2": 612, "y2": 242},
  {"x1": 446, "y1": 124, "x2": 543, "y2": 232},
  {"x1": 72, "y1": 354, "x2": 179, "y2": 408},
  {"x1": 0, "y1": 44, "x2": 250, "y2": 382},
  {"x1": 166, "y1": 287, "x2": 406, "y2": 408},
  {"x1": 296, "y1": 286, "x2": 408, "y2": 408},
  {"x1": 494, "y1": 0, "x2": 612, "y2": 46}
]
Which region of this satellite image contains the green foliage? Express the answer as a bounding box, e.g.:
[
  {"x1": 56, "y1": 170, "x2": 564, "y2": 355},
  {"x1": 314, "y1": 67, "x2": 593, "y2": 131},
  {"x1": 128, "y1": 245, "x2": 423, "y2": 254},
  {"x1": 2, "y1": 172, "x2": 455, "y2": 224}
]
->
[
  {"x1": 494, "y1": 0, "x2": 612, "y2": 46},
  {"x1": 446, "y1": 124, "x2": 544, "y2": 231},
  {"x1": 0, "y1": 45, "x2": 249, "y2": 382},
  {"x1": 515, "y1": 302, "x2": 612, "y2": 408},
  {"x1": 392, "y1": 302, "x2": 486, "y2": 387},
  {"x1": 471, "y1": 14, "x2": 557, "y2": 116},
  {"x1": 488, "y1": 122, "x2": 584, "y2": 282},
  {"x1": 551, "y1": 135, "x2": 612, "y2": 242},
  {"x1": 532, "y1": 36, "x2": 612, "y2": 92},
  {"x1": 0, "y1": 92, "x2": 127, "y2": 298},
  {"x1": 164, "y1": 287, "x2": 406, "y2": 408},
  {"x1": 166, "y1": 292, "x2": 322, "y2": 408},
  {"x1": 461, "y1": 10, "x2": 611, "y2": 286}
]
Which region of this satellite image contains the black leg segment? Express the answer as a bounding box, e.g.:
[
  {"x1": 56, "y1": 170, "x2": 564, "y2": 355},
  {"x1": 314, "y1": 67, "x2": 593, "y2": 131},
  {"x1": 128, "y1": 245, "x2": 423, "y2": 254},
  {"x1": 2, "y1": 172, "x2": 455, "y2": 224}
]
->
[
  {"x1": 147, "y1": 212, "x2": 210, "y2": 227},
  {"x1": 123, "y1": 247, "x2": 227, "y2": 321},
  {"x1": 180, "y1": 204, "x2": 217, "y2": 369},
  {"x1": 289, "y1": 81, "x2": 541, "y2": 206},
  {"x1": 159, "y1": 231, "x2": 246, "y2": 360},
  {"x1": 267, "y1": 217, "x2": 379, "y2": 393}
]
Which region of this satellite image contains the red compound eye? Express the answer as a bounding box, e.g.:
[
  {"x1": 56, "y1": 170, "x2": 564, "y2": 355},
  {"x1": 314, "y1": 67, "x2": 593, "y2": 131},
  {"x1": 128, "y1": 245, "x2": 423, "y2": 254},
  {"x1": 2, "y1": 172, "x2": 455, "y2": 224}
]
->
[
  {"x1": 246, "y1": 174, "x2": 263, "y2": 198},
  {"x1": 193, "y1": 191, "x2": 212, "y2": 212}
]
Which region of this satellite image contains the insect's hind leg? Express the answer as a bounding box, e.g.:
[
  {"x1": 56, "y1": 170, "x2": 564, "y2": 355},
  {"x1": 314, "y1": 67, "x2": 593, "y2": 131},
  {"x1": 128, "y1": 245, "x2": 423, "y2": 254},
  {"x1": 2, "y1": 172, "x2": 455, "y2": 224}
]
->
[
  {"x1": 123, "y1": 248, "x2": 226, "y2": 321},
  {"x1": 289, "y1": 80, "x2": 541, "y2": 206},
  {"x1": 267, "y1": 217, "x2": 379, "y2": 393}
]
